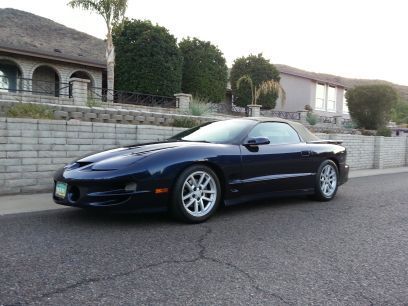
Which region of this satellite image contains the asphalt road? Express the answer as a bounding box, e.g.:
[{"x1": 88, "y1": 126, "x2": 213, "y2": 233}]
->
[{"x1": 1, "y1": 173, "x2": 407, "y2": 305}]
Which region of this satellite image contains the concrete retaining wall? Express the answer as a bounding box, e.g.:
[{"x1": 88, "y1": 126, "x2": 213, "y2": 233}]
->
[
  {"x1": 0, "y1": 100, "x2": 216, "y2": 127},
  {"x1": 0, "y1": 118, "x2": 184, "y2": 195},
  {"x1": 1, "y1": 118, "x2": 407, "y2": 195}
]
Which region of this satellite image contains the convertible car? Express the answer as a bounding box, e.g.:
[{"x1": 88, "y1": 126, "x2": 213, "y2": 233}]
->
[{"x1": 53, "y1": 118, "x2": 349, "y2": 222}]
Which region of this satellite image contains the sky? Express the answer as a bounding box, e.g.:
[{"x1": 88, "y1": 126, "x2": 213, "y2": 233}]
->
[{"x1": 1, "y1": 0, "x2": 408, "y2": 85}]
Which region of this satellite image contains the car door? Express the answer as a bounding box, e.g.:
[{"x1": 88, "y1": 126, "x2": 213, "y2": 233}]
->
[{"x1": 239, "y1": 122, "x2": 315, "y2": 197}]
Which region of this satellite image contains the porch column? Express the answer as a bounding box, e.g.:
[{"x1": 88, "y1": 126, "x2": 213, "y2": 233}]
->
[
  {"x1": 247, "y1": 105, "x2": 261, "y2": 117},
  {"x1": 70, "y1": 78, "x2": 90, "y2": 106},
  {"x1": 175, "y1": 93, "x2": 192, "y2": 112}
]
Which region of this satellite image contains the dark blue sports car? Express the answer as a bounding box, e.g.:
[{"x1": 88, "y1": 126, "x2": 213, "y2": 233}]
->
[{"x1": 53, "y1": 118, "x2": 349, "y2": 223}]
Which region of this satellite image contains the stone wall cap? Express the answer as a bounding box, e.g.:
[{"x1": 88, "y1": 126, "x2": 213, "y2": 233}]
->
[
  {"x1": 69, "y1": 78, "x2": 91, "y2": 83},
  {"x1": 174, "y1": 93, "x2": 192, "y2": 98}
]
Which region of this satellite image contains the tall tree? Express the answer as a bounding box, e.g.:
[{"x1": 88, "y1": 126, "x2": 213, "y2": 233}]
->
[
  {"x1": 179, "y1": 38, "x2": 228, "y2": 102},
  {"x1": 113, "y1": 19, "x2": 183, "y2": 96},
  {"x1": 230, "y1": 54, "x2": 280, "y2": 108},
  {"x1": 68, "y1": 0, "x2": 127, "y2": 95}
]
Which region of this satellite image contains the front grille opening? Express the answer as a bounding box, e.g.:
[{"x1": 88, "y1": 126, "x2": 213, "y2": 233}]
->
[{"x1": 68, "y1": 186, "x2": 81, "y2": 203}]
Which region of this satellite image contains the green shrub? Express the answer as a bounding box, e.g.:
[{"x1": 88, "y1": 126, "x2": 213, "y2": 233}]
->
[
  {"x1": 346, "y1": 84, "x2": 398, "y2": 130},
  {"x1": 376, "y1": 126, "x2": 392, "y2": 137},
  {"x1": 306, "y1": 112, "x2": 318, "y2": 125},
  {"x1": 391, "y1": 99, "x2": 408, "y2": 124},
  {"x1": 172, "y1": 117, "x2": 198, "y2": 128},
  {"x1": 189, "y1": 96, "x2": 210, "y2": 116},
  {"x1": 7, "y1": 103, "x2": 54, "y2": 120}
]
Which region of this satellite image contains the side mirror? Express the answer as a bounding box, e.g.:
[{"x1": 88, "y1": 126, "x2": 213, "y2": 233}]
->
[{"x1": 244, "y1": 136, "x2": 270, "y2": 146}]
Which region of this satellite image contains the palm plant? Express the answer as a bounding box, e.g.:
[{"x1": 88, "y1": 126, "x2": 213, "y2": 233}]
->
[
  {"x1": 68, "y1": 0, "x2": 128, "y2": 96},
  {"x1": 236, "y1": 75, "x2": 286, "y2": 107}
]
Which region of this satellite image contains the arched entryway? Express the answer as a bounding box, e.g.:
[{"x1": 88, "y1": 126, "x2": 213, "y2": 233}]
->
[
  {"x1": 32, "y1": 65, "x2": 60, "y2": 97},
  {"x1": 0, "y1": 59, "x2": 22, "y2": 92}
]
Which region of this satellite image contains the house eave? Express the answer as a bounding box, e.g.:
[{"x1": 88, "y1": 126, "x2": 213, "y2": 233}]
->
[
  {"x1": 0, "y1": 46, "x2": 106, "y2": 69},
  {"x1": 279, "y1": 70, "x2": 347, "y2": 88}
]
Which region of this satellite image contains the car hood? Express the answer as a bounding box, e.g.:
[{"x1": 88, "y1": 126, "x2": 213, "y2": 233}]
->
[{"x1": 69, "y1": 141, "x2": 200, "y2": 171}]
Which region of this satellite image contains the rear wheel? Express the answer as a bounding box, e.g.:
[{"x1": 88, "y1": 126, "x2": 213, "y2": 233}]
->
[
  {"x1": 312, "y1": 160, "x2": 338, "y2": 201},
  {"x1": 171, "y1": 165, "x2": 221, "y2": 223}
]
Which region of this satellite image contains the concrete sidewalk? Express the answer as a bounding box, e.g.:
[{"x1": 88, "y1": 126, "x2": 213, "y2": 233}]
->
[{"x1": 1, "y1": 167, "x2": 407, "y2": 216}]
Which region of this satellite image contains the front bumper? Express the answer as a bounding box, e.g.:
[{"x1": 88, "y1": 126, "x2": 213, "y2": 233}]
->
[
  {"x1": 339, "y1": 163, "x2": 349, "y2": 186},
  {"x1": 52, "y1": 180, "x2": 169, "y2": 212}
]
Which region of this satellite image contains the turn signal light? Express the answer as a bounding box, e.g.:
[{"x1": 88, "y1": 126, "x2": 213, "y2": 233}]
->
[{"x1": 155, "y1": 188, "x2": 169, "y2": 194}]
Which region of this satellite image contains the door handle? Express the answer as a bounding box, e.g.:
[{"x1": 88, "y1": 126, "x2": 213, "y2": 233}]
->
[{"x1": 301, "y1": 150, "x2": 311, "y2": 157}]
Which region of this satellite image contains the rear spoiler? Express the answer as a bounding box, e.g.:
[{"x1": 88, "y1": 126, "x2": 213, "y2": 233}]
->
[{"x1": 308, "y1": 140, "x2": 343, "y2": 145}]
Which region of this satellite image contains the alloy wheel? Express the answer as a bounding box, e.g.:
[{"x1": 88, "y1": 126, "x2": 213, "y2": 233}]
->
[
  {"x1": 181, "y1": 171, "x2": 217, "y2": 217},
  {"x1": 319, "y1": 164, "x2": 337, "y2": 197}
]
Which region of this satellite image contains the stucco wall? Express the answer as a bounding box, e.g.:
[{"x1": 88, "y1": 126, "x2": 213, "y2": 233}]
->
[
  {"x1": 275, "y1": 73, "x2": 313, "y2": 112},
  {"x1": 278, "y1": 72, "x2": 350, "y2": 119}
]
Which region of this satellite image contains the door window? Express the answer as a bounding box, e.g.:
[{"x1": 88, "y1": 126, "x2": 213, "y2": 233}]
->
[{"x1": 248, "y1": 122, "x2": 301, "y2": 145}]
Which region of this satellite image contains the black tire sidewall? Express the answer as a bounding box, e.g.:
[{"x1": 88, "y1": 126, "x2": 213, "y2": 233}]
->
[
  {"x1": 171, "y1": 165, "x2": 221, "y2": 223},
  {"x1": 315, "y1": 160, "x2": 339, "y2": 201}
]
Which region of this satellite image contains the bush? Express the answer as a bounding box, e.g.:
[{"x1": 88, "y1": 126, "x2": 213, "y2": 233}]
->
[
  {"x1": 391, "y1": 99, "x2": 408, "y2": 124},
  {"x1": 306, "y1": 112, "x2": 318, "y2": 125},
  {"x1": 230, "y1": 54, "x2": 280, "y2": 108},
  {"x1": 376, "y1": 126, "x2": 392, "y2": 137},
  {"x1": 179, "y1": 38, "x2": 228, "y2": 102},
  {"x1": 7, "y1": 103, "x2": 54, "y2": 119},
  {"x1": 346, "y1": 84, "x2": 398, "y2": 130},
  {"x1": 189, "y1": 96, "x2": 210, "y2": 116},
  {"x1": 172, "y1": 117, "x2": 198, "y2": 128},
  {"x1": 113, "y1": 19, "x2": 183, "y2": 96}
]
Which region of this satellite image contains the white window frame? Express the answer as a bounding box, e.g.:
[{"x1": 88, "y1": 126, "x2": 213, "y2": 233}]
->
[
  {"x1": 326, "y1": 85, "x2": 337, "y2": 112},
  {"x1": 315, "y1": 83, "x2": 326, "y2": 111}
]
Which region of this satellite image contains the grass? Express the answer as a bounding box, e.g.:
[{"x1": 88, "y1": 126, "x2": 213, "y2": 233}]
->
[
  {"x1": 6, "y1": 103, "x2": 54, "y2": 120},
  {"x1": 172, "y1": 117, "x2": 198, "y2": 128},
  {"x1": 86, "y1": 98, "x2": 102, "y2": 108}
]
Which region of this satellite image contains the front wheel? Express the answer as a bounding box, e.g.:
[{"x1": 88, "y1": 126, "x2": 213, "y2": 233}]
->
[
  {"x1": 171, "y1": 165, "x2": 221, "y2": 223},
  {"x1": 312, "y1": 160, "x2": 339, "y2": 201}
]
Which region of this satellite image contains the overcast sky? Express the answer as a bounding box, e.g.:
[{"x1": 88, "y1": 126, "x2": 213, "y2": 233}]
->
[{"x1": 2, "y1": 0, "x2": 407, "y2": 85}]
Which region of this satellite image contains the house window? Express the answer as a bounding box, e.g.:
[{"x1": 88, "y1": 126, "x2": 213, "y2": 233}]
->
[
  {"x1": 343, "y1": 90, "x2": 349, "y2": 114},
  {"x1": 0, "y1": 70, "x2": 9, "y2": 91},
  {"x1": 315, "y1": 83, "x2": 326, "y2": 110},
  {"x1": 327, "y1": 86, "x2": 336, "y2": 112}
]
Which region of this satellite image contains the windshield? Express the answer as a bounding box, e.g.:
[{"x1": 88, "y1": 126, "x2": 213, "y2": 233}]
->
[{"x1": 170, "y1": 119, "x2": 255, "y2": 144}]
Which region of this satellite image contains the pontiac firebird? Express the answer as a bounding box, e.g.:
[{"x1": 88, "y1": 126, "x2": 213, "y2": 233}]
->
[{"x1": 53, "y1": 118, "x2": 349, "y2": 223}]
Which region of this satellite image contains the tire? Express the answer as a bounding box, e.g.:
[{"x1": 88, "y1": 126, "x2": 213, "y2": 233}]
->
[
  {"x1": 312, "y1": 160, "x2": 339, "y2": 201},
  {"x1": 171, "y1": 165, "x2": 221, "y2": 223}
]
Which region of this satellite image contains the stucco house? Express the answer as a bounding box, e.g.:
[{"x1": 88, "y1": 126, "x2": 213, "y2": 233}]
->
[
  {"x1": 0, "y1": 8, "x2": 106, "y2": 97},
  {"x1": 274, "y1": 64, "x2": 408, "y2": 120},
  {"x1": 274, "y1": 64, "x2": 350, "y2": 119}
]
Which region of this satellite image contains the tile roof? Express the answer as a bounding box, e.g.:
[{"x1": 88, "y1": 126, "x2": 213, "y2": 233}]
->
[{"x1": 0, "y1": 8, "x2": 106, "y2": 68}]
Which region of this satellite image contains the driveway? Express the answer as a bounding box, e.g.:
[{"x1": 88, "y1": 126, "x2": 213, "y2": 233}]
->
[{"x1": 1, "y1": 173, "x2": 407, "y2": 305}]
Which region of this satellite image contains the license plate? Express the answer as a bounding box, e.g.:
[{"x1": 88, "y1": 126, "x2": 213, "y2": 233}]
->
[{"x1": 55, "y1": 182, "x2": 68, "y2": 199}]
